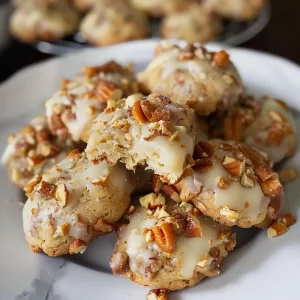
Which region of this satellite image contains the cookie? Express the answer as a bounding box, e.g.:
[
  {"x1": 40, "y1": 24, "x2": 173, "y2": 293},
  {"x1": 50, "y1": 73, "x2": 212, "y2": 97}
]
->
[
  {"x1": 13, "y1": 0, "x2": 72, "y2": 9},
  {"x1": 79, "y1": 1, "x2": 150, "y2": 46},
  {"x1": 161, "y1": 4, "x2": 222, "y2": 43},
  {"x1": 73, "y1": 0, "x2": 99, "y2": 12},
  {"x1": 244, "y1": 97, "x2": 296, "y2": 164},
  {"x1": 110, "y1": 195, "x2": 235, "y2": 290},
  {"x1": 208, "y1": 96, "x2": 296, "y2": 164},
  {"x1": 138, "y1": 43, "x2": 244, "y2": 115},
  {"x1": 1, "y1": 115, "x2": 79, "y2": 189},
  {"x1": 22, "y1": 151, "x2": 134, "y2": 256},
  {"x1": 174, "y1": 140, "x2": 284, "y2": 228},
  {"x1": 86, "y1": 94, "x2": 196, "y2": 184},
  {"x1": 45, "y1": 61, "x2": 137, "y2": 143},
  {"x1": 203, "y1": 0, "x2": 266, "y2": 21},
  {"x1": 130, "y1": 0, "x2": 189, "y2": 17},
  {"x1": 9, "y1": 3, "x2": 80, "y2": 43}
]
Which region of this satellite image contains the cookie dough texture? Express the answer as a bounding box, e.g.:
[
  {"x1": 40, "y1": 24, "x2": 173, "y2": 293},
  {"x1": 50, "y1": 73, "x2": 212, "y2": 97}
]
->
[
  {"x1": 203, "y1": 0, "x2": 266, "y2": 21},
  {"x1": 130, "y1": 0, "x2": 189, "y2": 17},
  {"x1": 175, "y1": 140, "x2": 284, "y2": 228},
  {"x1": 110, "y1": 197, "x2": 235, "y2": 290},
  {"x1": 23, "y1": 152, "x2": 134, "y2": 256},
  {"x1": 138, "y1": 43, "x2": 244, "y2": 116},
  {"x1": 9, "y1": 3, "x2": 80, "y2": 43},
  {"x1": 86, "y1": 94, "x2": 196, "y2": 184},
  {"x1": 161, "y1": 4, "x2": 222, "y2": 43},
  {"x1": 45, "y1": 61, "x2": 137, "y2": 143},
  {"x1": 79, "y1": 1, "x2": 149, "y2": 46},
  {"x1": 1, "y1": 115, "x2": 78, "y2": 189}
]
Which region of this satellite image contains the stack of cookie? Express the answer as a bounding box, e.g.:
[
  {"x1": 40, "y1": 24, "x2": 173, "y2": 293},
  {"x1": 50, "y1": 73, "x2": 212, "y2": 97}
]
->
[
  {"x1": 2, "y1": 42, "x2": 297, "y2": 297},
  {"x1": 9, "y1": 0, "x2": 267, "y2": 45}
]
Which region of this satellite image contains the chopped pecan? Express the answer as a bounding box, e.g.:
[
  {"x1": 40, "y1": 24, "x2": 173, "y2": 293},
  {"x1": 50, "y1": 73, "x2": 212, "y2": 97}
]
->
[
  {"x1": 193, "y1": 158, "x2": 213, "y2": 173},
  {"x1": 185, "y1": 212, "x2": 202, "y2": 238},
  {"x1": 213, "y1": 50, "x2": 230, "y2": 68},
  {"x1": 194, "y1": 141, "x2": 215, "y2": 158},
  {"x1": 254, "y1": 164, "x2": 275, "y2": 182},
  {"x1": 151, "y1": 222, "x2": 176, "y2": 253},
  {"x1": 36, "y1": 130, "x2": 50, "y2": 143},
  {"x1": 54, "y1": 183, "x2": 69, "y2": 208},
  {"x1": 267, "y1": 222, "x2": 287, "y2": 238},
  {"x1": 260, "y1": 179, "x2": 283, "y2": 197},
  {"x1": 281, "y1": 213, "x2": 296, "y2": 226},
  {"x1": 132, "y1": 101, "x2": 148, "y2": 124},
  {"x1": 162, "y1": 185, "x2": 181, "y2": 202},
  {"x1": 140, "y1": 100, "x2": 154, "y2": 121},
  {"x1": 93, "y1": 219, "x2": 115, "y2": 234},
  {"x1": 216, "y1": 177, "x2": 230, "y2": 189},
  {"x1": 224, "y1": 115, "x2": 243, "y2": 142},
  {"x1": 69, "y1": 239, "x2": 87, "y2": 254},
  {"x1": 110, "y1": 251, "x2": 129, "y2": 275},
  {"x1": 96, "y1": 80, "x2": 122, "y2": 102},
  {"x1": 151, "y1": 108, "x2": 170, "y2": 123},
  {"x1": 66, "y1": 148, "x2": 80, "y2": 158},
  {"x1": 146, "y1": 289, "x2": 168, "y2": 300},
  {"x1": 222, "y1": 156, "x2": 245, "y2": 177},
  {"x1": 152, "y1": 174, "x2": 163, "y2": 193},
  {"x1": 37, "y1": 181, "x2": 57, "y2": 198},
  {"x1": 24, "y1": 175, "x2": 42, "y2": 197}
]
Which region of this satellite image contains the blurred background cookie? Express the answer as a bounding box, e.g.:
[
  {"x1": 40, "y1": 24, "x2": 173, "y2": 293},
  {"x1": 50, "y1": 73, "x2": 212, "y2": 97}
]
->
[
  {"x1": 9, "y1": 2, "x2": 80, "y2": 43},
  {"x1": 161, "y1": 3, "x2": 222, "y2": 43},
  {"x1": 79, "y1": 0, "x2": 150, "y2": 46}
]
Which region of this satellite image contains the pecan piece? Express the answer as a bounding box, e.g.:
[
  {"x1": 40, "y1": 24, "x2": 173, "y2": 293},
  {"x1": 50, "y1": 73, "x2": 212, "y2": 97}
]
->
[
  {"x1": 132, "y1": 101, "x2": 148, "y2": 124},
  {"x1": 151, "y1": 108, "x2": 170, "y2": 122},
  {"x1": 185, "y1": 211, "x2": 202, "y2": 238},
  {"x1": 69, "y1": 239, "x2": 87, "y2": 254},
  {"x1": 146, "y1": 289, "x2": 168, "y2": 300},
  {"x1": 110, "y1": 251, "x2": 129, "y2": 275},
  {"x1": 151, "y1": 222, "x2": 176, "y2": 253},
  {"x1": 213, "y1": 50, "x2": 229, "y2": 68},
  {"x1": 140, "y1": 100, "x2": 154, "y2": 121},
  {"x1": 37, "y1": 181, "x2": 57, "y2": 198},
  {"x1": 260, "y1": 179, "x2": 283, "y2": 197}
]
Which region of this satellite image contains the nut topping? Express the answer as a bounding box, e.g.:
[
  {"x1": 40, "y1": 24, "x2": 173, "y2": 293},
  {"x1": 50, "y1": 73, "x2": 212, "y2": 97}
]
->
[
  {"x1": 37, "y1": 181, "x2": 57, "y2": 198},
  {"x1": 24, "y1": 175, "x2": 42, "y2": 197},
  {"x1": 140, "y1": 100, "x2": 154, "y2": 121},
  {"x1": 222, "y1": 156, "x2": 245, "y2": 177},
  {"x1": 151, "y1": 222, "x2": 176, "y2": 253},
  {"x1": 132, "y1": 101, "x2": 148, "y2": 124},
  {"x1": 152, "y1": 174, "x2": 163, "y2": 193},
  {"x1": 213, "y1": 50, "x2": 229, "y2": 68},
  {"x1": 140, "y1": 193, "x2": 166, "y2": 209},
  {"x1": 93, "y1": 219, "x2": 114, "y2": 234},
  {"x1": 216, "y1": 176, "x2": 230, "y2": 189},
  {"x1": 151, "y1": 108, "x2": 170, "y2": 123},
  {"x1": 224, "y1": 115, "x2": 243, "y2": 142},
  {"x1": 69, "y1": 239, "x2": 87, "y2": 254},
  {"x1": 54, "y1": 183, "x2": 69, "y2": 208},
  {"x1": 240, "y1": 172, "x2": 255, "y2": 188},
  {"x1": 260, "y1": 179, "x2": 283, "y2": 197},
  {"x1": 267, "y1": 222, "x2": 287, "y2": 238},
  {"x1": 110, "y1": 251, "x2": 129, "y2": 275},
  {"x1": 254, "y1": 164, "x2": 275, "y2": 182},
  {"x1": 185, "y1": 212, "x2": 202, "y2": 238},
  {"x1": 281, "y1": 213, "x2": 296, "y2": 226},
  {"x1": 146, "y1": 289, "x2": 168, "y2": 300}
]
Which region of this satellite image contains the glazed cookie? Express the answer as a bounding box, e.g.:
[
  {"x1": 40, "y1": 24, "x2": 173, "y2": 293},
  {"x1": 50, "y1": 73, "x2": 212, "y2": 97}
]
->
[
  {"x1": 86, "y1": 94, "x2": 196, "y2": 184},
  {"x1": 79, "y1": 1, "x2": 149, "y2": 46},
  {"x1": 203, "y1": 0, "x2": 266, "y2": 21},
  {"x1": 138, "y1": 43, "x2": 244, "y2": 115},
  {"x1": 22, "y1": 151, "x2": 134, "y2": 256},
  {"x1": 13, "y1": 0, "x2": 72, "y2": 9},
  {"x1": 45, "y1": 61, "x2": 137, "y2": 142},
  {"x1": 208, "y1": 96, "x2": 296, "y2": 164},
  {"x1": 9, "y1": 3, "x2": 80, "y2": 43},
  {"x1": 174, "y1": 140, "x2": 284, "y2": 228},
  {"x1": 130, "y1": 0, "x2": 189, "y2": 17},
  {"x1": 244, "y1": 97, "x2": 296, "y2": 164},
  {"x1": 161, "y1": 4, "x2": 222, "y2": 43},
  {"x1": 1, "y1": 115, "x2": 79, "y2": 189},
  {"x1": 110, "y1": 195, "x2": 235, "y2": 290}
]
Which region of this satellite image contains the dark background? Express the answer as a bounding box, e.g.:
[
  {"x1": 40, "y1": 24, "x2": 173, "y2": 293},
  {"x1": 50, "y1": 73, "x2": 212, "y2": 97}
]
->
[{"x1": 0, "y1": 0, "x2": 299, "y2": 83}]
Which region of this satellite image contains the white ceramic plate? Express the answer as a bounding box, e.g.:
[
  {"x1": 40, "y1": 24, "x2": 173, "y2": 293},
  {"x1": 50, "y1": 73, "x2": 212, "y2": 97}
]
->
[{"x1": 0, "y1": 40, "x2": 299, "y2": 300}]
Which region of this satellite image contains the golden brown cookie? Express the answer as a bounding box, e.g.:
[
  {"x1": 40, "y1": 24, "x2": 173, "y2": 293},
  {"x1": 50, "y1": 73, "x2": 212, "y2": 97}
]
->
[
  {"x1": 86, "y1": 94, "x2": 197, "y2": 184},
  {"x1": 79, "y1": 1, "x2": 149, "y2": 46},
  {"x1": 1, "y1": 115, "x2": 80, "y2": 189},
  {"x1": 203, "y1": 0, "x2": 266, "y2": 21},
  {"x1": 45, "y1": 61, "x2": 137, "y2": 143},
  {"x1": 138, "y1": 43, "x2": 244, "y2": 116},
  {"x1": 130, "y1": 0, "x2": 189, "y2": 17},
  {"x1": 161, "y1": 4, "x2": 222, "y2": 43},
  {"x1": 110, "y1": 195, "x2": 235, "y2": 290},
  {"x1": 9, "y1": 2, "x2": 80, "y2": 43},
  {"x1": 22, "y1": 151, "x2": 134, "y2": 256},
  {"x1": 174, "y1": 140, "x2": 284, "y2": 228}
]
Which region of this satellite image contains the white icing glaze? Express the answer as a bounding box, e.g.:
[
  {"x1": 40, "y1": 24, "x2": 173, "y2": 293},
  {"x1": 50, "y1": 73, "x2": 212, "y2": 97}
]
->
[
  {"x1": 174, "y1": 216, "x2": 222, "y2": 278},
  {"x1": 131, "y1": 123, "x2": 194, "y2": 183},
  {"x1": 244, "y1": 98, "x2": 296, "y2": 163},
  {"x1": 120, "y1": 206, "x2": 224, "y2": 279},
  {"x1": 120, "y1": 207, "x2": 157, "y2": 273},
  {"x1": 191, "y1": 142, "x2": 269, "y2": 221}
]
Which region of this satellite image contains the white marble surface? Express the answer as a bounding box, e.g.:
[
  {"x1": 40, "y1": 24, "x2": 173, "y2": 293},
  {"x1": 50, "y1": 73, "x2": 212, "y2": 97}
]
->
[{"x1": 0, "y1": 40, "x2": 300, "y2": 299}]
